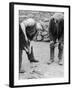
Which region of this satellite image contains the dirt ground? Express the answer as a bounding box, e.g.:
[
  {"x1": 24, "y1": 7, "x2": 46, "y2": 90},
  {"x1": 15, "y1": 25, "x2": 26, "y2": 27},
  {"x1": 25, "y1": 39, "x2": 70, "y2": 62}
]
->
[{"x1": 19, "y1": 41, "x2": 64, "y2": 79}]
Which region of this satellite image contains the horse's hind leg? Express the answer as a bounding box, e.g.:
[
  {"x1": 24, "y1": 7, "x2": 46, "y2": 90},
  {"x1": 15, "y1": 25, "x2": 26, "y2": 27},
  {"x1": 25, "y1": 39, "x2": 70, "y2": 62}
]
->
[
  {"x1": 58, "y1": 42, "x2": 64, "y2": 65},
  {"x1": 47, "y1": 41, "x2": 55, "y2": 64}
]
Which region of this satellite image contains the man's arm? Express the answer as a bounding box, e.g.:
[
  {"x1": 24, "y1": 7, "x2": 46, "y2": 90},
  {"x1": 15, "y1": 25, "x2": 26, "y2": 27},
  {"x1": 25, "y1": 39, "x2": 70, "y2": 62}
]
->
[{"x1": 20, "y1": 22, "x2": 28, "y2": 41}]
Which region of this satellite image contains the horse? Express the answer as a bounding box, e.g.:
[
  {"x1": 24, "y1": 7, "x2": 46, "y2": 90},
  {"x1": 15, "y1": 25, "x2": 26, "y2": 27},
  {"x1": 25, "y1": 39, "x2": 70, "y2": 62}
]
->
[{"x1": 48, "y1": 13, "x2": 64, "y2": 65}]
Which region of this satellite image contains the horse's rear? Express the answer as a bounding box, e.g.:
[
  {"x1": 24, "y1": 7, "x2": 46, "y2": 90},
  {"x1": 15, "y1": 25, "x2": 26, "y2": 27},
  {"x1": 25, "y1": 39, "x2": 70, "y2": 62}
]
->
[{"x1": 48, "y1": 13, "x2": 64, "y2": 65}]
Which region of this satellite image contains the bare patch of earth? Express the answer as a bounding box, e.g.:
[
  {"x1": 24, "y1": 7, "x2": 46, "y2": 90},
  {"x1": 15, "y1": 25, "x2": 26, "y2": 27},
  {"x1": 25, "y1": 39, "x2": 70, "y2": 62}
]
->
[{"x1": 19, "y1": 42, "x2": 64, "y2": 79}]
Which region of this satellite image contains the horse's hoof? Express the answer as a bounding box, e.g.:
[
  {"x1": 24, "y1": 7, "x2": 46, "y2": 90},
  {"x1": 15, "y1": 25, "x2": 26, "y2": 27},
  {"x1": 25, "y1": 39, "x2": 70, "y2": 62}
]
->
[
  {"x1": 58, "y1": 60, "x2": 63, "y2": 65},
  {"x1": 47, "y1": 59, "x2": 54, "y2": 65}
]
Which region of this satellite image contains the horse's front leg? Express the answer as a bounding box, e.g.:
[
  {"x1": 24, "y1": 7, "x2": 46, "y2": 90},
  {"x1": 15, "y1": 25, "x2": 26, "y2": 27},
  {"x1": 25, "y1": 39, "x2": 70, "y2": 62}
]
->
[
  {"x1": 47, "y1": 41, "x2": 55, "y2": 64},
  {"x1": 26, "y1": 41, "x2": 38, "y2": 63}
]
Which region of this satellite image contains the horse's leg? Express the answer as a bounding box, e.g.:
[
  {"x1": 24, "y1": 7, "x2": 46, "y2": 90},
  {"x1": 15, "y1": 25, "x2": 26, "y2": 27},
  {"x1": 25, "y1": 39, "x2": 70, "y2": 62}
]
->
[
  {"x1": 57, "y1": 32, "x2": 64, "y2": 65},
  {"x1": 48, "y1": 41, "x2": 55, "y2": 64},
  {"x1": 30, "y1": 46, "x2": 38, "y2": 62},
  {"x1": 25, "y1": 41, "x2": 38, "y2": 62},
  {"x1": 58, "y1": 42, "x2": 63, "y2": 65},
  {"x1": 26, "y1": 43, "x2": 38, "y2": 63}
]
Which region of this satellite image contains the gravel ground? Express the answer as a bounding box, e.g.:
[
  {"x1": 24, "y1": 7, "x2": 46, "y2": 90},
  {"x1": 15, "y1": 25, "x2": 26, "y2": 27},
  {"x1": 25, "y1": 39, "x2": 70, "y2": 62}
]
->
[{"x1": 19, "y1": 41, "x2": 64, "y2": 79}]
